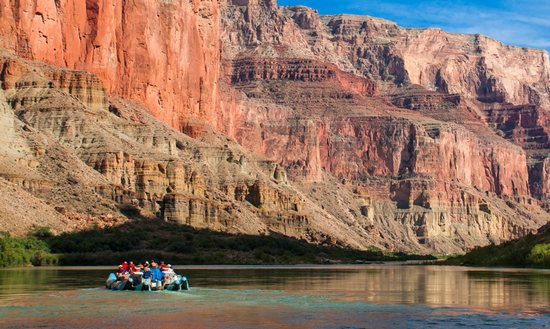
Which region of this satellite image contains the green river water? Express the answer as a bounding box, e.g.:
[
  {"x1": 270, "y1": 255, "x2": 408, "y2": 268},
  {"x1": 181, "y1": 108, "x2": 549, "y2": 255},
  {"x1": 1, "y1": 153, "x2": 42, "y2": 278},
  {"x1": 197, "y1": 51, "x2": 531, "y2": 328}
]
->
[{"x1": 0, "y1": 265, "x2": 549, "y2": 328}]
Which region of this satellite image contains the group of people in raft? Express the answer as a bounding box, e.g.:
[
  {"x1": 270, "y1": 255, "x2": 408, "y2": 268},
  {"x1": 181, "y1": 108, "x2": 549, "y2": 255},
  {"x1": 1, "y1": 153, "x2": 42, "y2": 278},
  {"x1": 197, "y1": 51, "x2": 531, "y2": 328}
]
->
[{"x1": 116, "y1": 260, "x2": 174, "y2": 283}]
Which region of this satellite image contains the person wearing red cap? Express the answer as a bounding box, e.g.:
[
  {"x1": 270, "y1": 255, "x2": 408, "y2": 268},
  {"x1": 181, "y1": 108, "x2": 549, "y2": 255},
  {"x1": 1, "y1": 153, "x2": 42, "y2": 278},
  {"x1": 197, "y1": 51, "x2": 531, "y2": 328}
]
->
[{"x1": 116, "y1": 265, "x2": 125, "y2": 278}]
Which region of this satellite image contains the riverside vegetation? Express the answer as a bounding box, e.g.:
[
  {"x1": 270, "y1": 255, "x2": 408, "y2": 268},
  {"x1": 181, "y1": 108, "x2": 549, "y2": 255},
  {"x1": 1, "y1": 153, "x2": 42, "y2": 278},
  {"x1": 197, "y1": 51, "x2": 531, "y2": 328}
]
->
[
  {"x1": 4, "y1": 220, "x2": 550, "y2": 268},
  {"x1": 0, "y1": 231, "x2": 58, "y2": 267},
  {"x1": 3, "y1": 0, "x2": 550, "y2": 258},
  {"x1": 442, "y1": 223, "x2": 550, "y2": 268},
  {"x1": 1, "y1": 221, "x2": 435, "y2": 267}
]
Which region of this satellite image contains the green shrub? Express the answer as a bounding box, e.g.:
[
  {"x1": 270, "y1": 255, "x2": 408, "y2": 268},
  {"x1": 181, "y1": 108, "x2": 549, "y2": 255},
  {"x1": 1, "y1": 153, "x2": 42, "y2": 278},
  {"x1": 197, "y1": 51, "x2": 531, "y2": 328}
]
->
[
  {"x1": 34, "y1": 220, "x2": 435, "y2": 266},
  {"x1": 31, "y1": 226, "x2": 53, "y2": 238},
  {"x1": 0, "y1": 232, "x2": 56, "y2": 267},
  {"x1": 527, "y1": 244, "x2": 550, "y2": 268}
]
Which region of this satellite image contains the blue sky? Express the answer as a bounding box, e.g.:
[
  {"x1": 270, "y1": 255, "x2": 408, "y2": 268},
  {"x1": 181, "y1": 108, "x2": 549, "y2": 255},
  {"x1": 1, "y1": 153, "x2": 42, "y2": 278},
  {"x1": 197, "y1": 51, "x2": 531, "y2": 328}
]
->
[{"x1": 277, "y1": 0, "x2": 550, "y2": 54}]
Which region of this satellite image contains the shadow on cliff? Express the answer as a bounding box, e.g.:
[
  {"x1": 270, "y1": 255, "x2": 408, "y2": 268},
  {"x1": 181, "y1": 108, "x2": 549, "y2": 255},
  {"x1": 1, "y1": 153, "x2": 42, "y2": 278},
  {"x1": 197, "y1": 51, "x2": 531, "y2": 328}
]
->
[{"x1": 36, "y1": 219, "x2": 436, "y2": 266}]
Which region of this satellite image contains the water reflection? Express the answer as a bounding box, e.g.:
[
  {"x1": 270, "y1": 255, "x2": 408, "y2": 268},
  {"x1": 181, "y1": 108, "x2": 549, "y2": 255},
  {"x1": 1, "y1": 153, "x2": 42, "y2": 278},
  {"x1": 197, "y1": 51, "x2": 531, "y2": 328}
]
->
[
  {"x1": 184, "y1": 265, "x2": 550, "y2": 311},
  {"x1": 0, "y1": 267, "x2": 112, "y2": 303},
  {"x1": 0, "y1": 265, "x2": 549, "y2": 328},
  {"x1": 0, "y1": 269, "x2": 60, "y2": 298}
]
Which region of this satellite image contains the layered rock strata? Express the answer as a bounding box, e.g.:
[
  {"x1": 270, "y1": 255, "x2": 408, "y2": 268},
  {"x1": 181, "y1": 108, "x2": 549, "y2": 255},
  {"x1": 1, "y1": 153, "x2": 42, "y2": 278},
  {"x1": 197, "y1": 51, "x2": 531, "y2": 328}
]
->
[
  {"x1": 218, "y1": 0, "x2": 550, "y2": 252},
  {"x1": 1, "y1": 52, "x2": 365, "y2": 249},
  {"x1": 1, "y1": 0, "x2": 550, "y2": 253},
  {"x1": 0, "y1": 0, "x2": 221, "y2": 130}
]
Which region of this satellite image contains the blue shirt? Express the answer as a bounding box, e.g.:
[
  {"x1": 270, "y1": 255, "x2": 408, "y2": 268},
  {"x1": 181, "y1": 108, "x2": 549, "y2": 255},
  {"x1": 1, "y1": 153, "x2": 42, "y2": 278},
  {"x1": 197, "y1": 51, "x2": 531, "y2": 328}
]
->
[{"x1": 151, "y1": 268, "x2": 163, "y2": 281}]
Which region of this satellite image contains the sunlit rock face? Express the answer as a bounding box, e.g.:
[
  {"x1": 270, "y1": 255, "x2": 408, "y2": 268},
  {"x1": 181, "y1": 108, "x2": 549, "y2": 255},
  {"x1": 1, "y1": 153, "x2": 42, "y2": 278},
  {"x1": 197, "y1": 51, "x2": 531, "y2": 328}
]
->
[
  {"x1": 0, "y1": 51, "x2": 326, "y2": 242},
  {"x1": 1, "y1": 0, "x2": 550, "y2": 254},
  {"x1": 218, "y1": 0, "x2": 550, "y2": 252},
  {"x1": 275, "y1": 7, "x2": 550, "y2": 107},
  {"x1": 0, "y1": 0, "x2": 222, "y2": 130}
]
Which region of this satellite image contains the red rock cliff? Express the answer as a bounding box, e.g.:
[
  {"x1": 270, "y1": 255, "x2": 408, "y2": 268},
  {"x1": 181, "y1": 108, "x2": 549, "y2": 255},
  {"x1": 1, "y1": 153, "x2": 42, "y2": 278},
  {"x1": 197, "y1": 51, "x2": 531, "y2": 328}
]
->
[
  {"x1": 281, "y1": 8, "x2": 550, "y2": 108},
  {"x1": 220, "y1": 2, "x2": 550, "y2": 195},
  {"x1": 2, "y1": 0, "x2": 550, "y2": 253},
  {"x1": 216, "y1": 0, "x2": 550, "y2": 252},
  {"x1": 0, "y1": 0, "x2": 221, "y2": 130}
]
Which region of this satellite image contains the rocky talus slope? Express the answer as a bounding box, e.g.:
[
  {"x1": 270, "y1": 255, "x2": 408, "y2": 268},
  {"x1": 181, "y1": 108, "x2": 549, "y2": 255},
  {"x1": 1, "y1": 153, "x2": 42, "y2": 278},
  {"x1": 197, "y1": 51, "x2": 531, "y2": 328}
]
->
[
  {"x1": 0, "y1": 50, "x2": 374, "y2": 250},
  {"x1": 1, "y1": 0, "x2": 550, "y2": 254}
]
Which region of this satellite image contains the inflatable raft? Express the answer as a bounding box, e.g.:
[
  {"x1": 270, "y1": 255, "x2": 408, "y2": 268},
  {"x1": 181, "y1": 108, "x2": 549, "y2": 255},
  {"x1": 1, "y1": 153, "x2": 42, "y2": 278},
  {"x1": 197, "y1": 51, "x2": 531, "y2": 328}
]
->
[{"x1": 106, "y1": 271, "x2": 189, "y2": 291}]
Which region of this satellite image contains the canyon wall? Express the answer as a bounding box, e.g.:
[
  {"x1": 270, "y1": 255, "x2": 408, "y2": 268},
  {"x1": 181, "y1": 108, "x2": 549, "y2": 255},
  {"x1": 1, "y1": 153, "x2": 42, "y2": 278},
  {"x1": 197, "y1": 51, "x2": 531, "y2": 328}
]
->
[
  {"x1": 1, "y1": 0, "x2": 550, "y2": 253},
  {"x1": 0, "y1": 51, "x2": 336, "y2": 245},
  {"x1": 278, "y1": 7, "x2": 550, "y2": 108},
  {"x1": 0, "y1": 0, "x2": 221, "y2": 129},
  {"x1": 220, "y1": 1, "x2": 550, "y2": 180},
  {"x1": 218, "y1": 0, "x2": 550, "y2": 251}
]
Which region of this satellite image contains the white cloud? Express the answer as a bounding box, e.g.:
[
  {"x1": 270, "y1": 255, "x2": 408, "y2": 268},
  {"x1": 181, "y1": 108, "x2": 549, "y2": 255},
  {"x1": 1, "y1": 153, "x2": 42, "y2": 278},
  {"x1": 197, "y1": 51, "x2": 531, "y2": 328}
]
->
[{"x1": 346, "y1": 0, "x2": 550, "y2": 52}]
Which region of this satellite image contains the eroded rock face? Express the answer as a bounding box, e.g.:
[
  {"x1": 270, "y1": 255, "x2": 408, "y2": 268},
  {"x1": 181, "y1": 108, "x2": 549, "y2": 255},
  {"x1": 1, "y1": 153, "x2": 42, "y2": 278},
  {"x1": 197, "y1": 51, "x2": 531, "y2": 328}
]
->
[
  {"x1": 217, "y1": 0, "x2": 550, "y2": 252},
  {"x1": 320, "y1": 117, "x2": 529, "y2": 196},
  {"x1": 1, "y1": 56, "x2": 108, "y2": 112},
  {"x1": 0, "y1": 52, "x2": 325, "y2": 242},
  {"x1": 0, "y1": 89, "x2": 20, "y2": 156},
  {"x1": 280, "y1": 11, "x2": 550, "y2": 109},
  {"x1": 226, "y1": 58, "x2": 379, "y2": 97},
  {"x1": 0, "y1": 0, "x2": 221, "y2": 130},
  {"x1": 1, "y1": 0, "x2": 550, "y2": 254}
]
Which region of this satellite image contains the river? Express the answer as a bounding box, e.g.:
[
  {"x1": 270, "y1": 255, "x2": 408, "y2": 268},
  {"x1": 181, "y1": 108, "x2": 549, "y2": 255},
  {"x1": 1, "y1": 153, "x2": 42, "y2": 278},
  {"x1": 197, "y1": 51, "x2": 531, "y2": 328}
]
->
[{"x1": 0, "y1": 264, "x2": 549, "y2": 328}]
